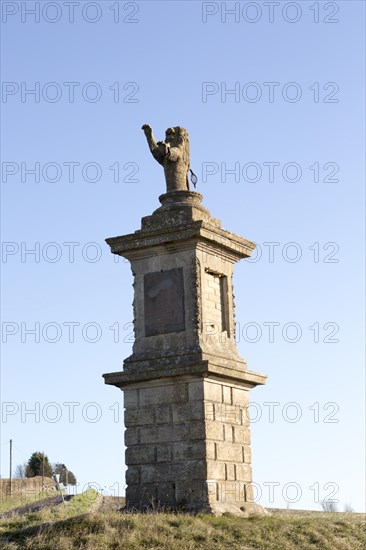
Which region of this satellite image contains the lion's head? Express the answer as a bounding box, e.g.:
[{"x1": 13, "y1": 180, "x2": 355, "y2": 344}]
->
[{"x1": 165, "y1": 126, "x2": 190, "y2": 166}]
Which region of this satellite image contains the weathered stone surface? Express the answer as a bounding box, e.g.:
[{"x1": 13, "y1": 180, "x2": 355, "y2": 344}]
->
[
  {"x1": 236, "y1": 463, "x2": 253, "y2": 482},
  {"x1": 139, "y1": 426, "x2": 159, "y2": 444},
  {"x1": 188, "y1": 380, "x2": 204, "y2": 401},
  {"x1": 103, "y1": 125, "x2": 268, "y2": 515},
  {"x1": 124, "y1": 427, "x2": 139, "y2": 446},
  {"x1": 172, "y1": 402, "x2": 204, "y2": 423},
  {"x1": 124, "y1": 389, "x2": 139, "y2": 408},
  {"x1": 125, "y1": 465, "x2": 140, "y2": 485},
  {"x1": 155, "y1": 405, "x2": 172, "y2": 424},
  {"x1": 125, "y1": 444, "x2": 156, "y2": 465},
  {"x1": 233, "y1": 425, "x2": 251, "y2": 444},
  {"x1": 232, "y1": 387, "x2": 248, "y2": 406},
  {"x1": 139, "y1": 384, "x2": 188, "y2": 407},
  {"x1": 243, "y1": 445, "x2": 252, "y2": 464},
  {"x1": 216, "y1": 442, "x2": 244, "y2": 463},
  {"x1": 225, "y1": 463, "x2": 236, "y2": 481},
  {"x1": 206, "y1": 421, "x2": 225, "y2": 441},
  {"x1": 144, "y1": 267, "x2": 185, "y2": 336},
  {"x1": 117, "y1": 375, "x2": 267, "y2": 512},
  {"x1": 173, "y1": 441, "x2": 206, "y2": 461},
  {"x1": 141, "y1": 124, "x2": 191, "y2": 193},
  {"x1": 207, "y1": 461, "x2": 226, "y2": 480},
  {"x1": 204, "y1": 381, "x2": 222, "y2": 402},
  {"x1": 156, "y1": 445, "x2": 172, "y2": 463},
  {"x1": 124, "y1": 408, "x2": 155, "y2": 427}
]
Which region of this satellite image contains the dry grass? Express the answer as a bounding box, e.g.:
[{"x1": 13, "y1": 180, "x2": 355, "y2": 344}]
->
[
  {"x1": 0, "y1": 491, "x2": 55, "y2": 513},
  {"x1": 0, "y1": 495, "x2": 365, "y2": 550}
]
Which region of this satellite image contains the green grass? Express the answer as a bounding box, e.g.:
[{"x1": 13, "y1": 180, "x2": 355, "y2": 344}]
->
[{"x1": 0, "y1": 495, "x2": 365, "y2": 550}]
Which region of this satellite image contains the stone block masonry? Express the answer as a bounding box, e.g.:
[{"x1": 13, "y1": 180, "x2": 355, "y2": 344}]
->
[{"x1": 120, "y1": 375, "x2": 260, "y2": 513}]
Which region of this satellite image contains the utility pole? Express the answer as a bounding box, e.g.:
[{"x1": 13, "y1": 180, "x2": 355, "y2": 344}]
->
[
  {"x1": 9, "y1": 439, "x2": 13, "y2": 497},
  {"x1": 42, "y1": 451, "x2": 45, "y2": 493}
]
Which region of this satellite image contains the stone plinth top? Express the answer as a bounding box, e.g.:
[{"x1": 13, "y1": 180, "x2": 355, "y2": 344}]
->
[
  {"x1": 141, "y1": 189, "x2": 219, "y2": 231},
  {"x1": 106, "y1": 221, "x2": 255, "y2": 262},
  {"x1": 103, "y1": 358, "x2": 267, "y2": 390}
]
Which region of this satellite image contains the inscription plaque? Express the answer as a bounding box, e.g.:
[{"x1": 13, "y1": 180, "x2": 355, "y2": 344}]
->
[{"x1": 144, "y1": 268, "x2": 185, "y2": 336}]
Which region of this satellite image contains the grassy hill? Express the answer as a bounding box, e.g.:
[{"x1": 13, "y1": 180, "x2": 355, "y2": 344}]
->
[{"x1": 0, "y1": 491, "x2": 365, "y2": 549}]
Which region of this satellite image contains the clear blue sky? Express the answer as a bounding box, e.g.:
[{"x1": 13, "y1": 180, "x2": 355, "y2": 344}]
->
[{"x1": 1, "y1": 1, "x2": 365, "y2": 511}]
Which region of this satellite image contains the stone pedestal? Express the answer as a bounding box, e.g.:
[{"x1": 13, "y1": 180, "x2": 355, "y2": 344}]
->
[{"x1": 103, "y1": 191, "x2": 267, "y2": 515}]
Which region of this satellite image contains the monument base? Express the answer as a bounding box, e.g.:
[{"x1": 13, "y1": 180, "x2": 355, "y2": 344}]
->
[{"x1": 104, "y1": 363, "x2": 267, "y2": 516}]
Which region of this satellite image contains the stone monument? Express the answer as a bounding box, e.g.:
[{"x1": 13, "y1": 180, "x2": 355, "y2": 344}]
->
[{"x1": 103, "y1": 125, "x2": 267, "y2": 515}]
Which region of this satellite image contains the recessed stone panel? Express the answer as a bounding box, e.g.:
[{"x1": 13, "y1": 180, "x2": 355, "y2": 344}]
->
[{"x1": 144, "y1": 268, "x2": 185, "y2": 336}]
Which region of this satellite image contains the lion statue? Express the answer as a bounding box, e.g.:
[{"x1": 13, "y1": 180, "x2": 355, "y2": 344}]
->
[{"x1": 142, "y1": 124, "x2": 191, "y2": 193}]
